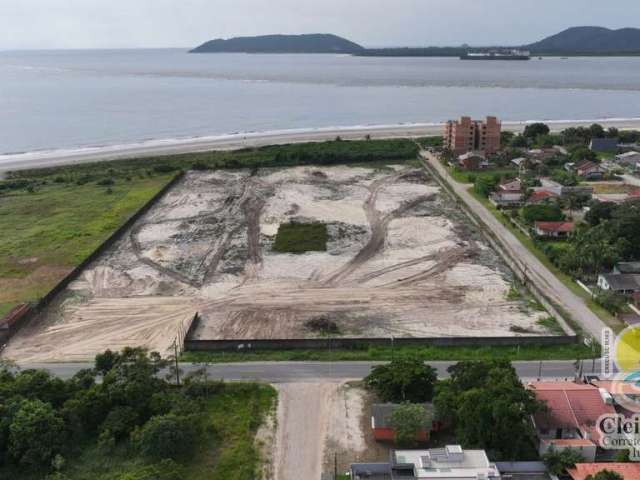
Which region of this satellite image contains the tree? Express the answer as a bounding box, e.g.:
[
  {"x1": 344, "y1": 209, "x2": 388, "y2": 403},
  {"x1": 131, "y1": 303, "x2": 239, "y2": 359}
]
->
[
  {"x1": 511, "y1": 134, "x2": 528, "y2": 148},
  {"x1": 364, "y1": 356, "x2": 438, "y2": 403},
  {"x1": 585, "y1": 470, "x2": 624, "y2": 480},
  {"x1": 390, "y1": 403, "x2": 429, "y2": 447},
  {"x1": 558, "y1": 223, "x2": 622, "y2": 277},
  {"x1": 589, "y1": 123, "x2": 606, "y2": 139},
  {"x1": 8, "y1": 399, "x2": 66, "y2": 467},
  {"x1": 585, "y1": 201, "x2": 616, "y2": 226},
  {"x1": 132, "y1": 414, "x2": 198, "y2": 460},
  {"x1": 542, "y1": 447, "x2": 584, "y2": 476},
  {"x1": 433, "y1": 361, "x2": 541, "y2": 460},
  {"x1": 594, "y1": 290, "x2": 628, "y2": 315},
  {"x1": 523, "y1": 123, "x2": 550, "y2": 139},
  {"x1": 550, "y1": 169, "x2": 579, "y2": 186},
  {"x1": 474, "y1": 176, "x2": 499, "y2": 198},
  {"x1": 522, "y1": 204, "x2": 564, "y2": 224},
  {"x1": 570, "y1": 146, "x2": 598, "y2": 163}
]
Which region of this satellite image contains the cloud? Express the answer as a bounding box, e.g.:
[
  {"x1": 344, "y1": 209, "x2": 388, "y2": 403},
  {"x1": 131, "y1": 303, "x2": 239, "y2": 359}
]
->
[{"x1": 0, "y1": 0, "x2": 637, "y2": 50}]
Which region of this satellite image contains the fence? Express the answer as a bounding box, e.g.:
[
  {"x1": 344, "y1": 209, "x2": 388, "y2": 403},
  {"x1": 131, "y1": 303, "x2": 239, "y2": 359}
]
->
[{"x1": 0, "y1": 172, "x2": 185, "y2": 346}]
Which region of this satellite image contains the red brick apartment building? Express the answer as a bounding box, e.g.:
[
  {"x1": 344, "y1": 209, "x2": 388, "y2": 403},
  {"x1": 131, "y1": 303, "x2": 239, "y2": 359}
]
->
[{"x1": 445, "y1": 116, "x2": 501, "y2": 155}]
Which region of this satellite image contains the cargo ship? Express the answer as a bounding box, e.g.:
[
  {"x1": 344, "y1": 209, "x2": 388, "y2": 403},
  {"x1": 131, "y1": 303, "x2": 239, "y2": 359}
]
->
[{"x1": 460, "y1": 49, "x2": 531, "y2": 60}]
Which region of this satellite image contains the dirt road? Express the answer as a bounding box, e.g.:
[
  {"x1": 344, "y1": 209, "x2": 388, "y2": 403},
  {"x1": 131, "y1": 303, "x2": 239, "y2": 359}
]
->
[
  {"x1": 273, "y1": 383, "x2": 338, "y2": 480},
  {"x1": 421, "y1": 151, "x2": 608, "y2": 341}
]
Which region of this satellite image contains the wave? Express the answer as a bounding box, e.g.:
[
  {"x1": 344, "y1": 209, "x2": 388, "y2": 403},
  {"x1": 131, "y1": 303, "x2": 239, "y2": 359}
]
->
[{"x1": 2, "y1": 118, "x2": 640, "y2": 165}]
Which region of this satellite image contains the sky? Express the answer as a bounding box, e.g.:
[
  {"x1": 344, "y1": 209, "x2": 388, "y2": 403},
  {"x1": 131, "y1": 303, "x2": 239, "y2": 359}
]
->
[{"x1": 1, "y1": 0, "x2": 638, "y2": 50}]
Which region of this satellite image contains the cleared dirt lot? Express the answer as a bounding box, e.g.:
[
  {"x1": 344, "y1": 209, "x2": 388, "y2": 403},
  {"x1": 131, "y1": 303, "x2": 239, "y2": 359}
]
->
[{"x1": 4, "y1": 165, "x2": 552, "y2": 361}]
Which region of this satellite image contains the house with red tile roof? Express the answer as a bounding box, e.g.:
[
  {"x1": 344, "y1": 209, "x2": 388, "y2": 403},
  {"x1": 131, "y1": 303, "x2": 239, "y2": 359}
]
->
[
  {"x1": 527, "y1": 190, "x2": 559, "y2": 205},
  {"x1": 527, "y1": 382, "x2": 617, "y2": 461},
  {"x1": 567, "y1": 462, "x2": 640, "y2": 480},
  {"x1": 490, "y1": 178, "x2": 524, "y2": 208},
  {"x1": 534, "y1": 221, "x2": 575, "y2": 239}
]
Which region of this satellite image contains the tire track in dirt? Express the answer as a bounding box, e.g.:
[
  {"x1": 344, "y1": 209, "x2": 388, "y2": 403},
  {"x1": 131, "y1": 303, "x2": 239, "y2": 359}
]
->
[{"x1": 322, "y1": 170, "x2": 436, "y2": 285}]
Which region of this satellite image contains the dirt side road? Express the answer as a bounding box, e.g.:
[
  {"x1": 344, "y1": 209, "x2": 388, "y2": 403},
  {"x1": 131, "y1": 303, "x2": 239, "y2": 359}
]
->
[
  {"x1": 421, "y1": 151, "x2": 607, "y2": 341},
  {"x1": 273, "y1": 383, "x2": 337, "y2": 480}
]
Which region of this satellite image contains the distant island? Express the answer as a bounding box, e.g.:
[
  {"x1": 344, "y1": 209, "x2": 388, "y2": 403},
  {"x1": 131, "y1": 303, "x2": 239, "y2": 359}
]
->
[
  {"x1": 190, "y1": 33, "x2": 364, "y2": 54},
  {"x1": 191, "y1": 27, "x2": 640, "y2": 57}
]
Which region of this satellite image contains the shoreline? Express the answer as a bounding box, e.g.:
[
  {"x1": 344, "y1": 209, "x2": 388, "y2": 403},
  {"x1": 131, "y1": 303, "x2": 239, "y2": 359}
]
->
[{"x1": 2, "y1": 118, "x2": 640, "y2": 173}]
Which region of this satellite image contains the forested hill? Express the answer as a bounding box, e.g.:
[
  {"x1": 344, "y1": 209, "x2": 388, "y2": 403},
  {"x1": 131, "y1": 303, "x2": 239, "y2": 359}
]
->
[
  {"x1": 527, "y1": 26, "x2": 640, "y2": 54},
  {"x1": 190, "y1": 34, "x2": 364, "y2": 54}
]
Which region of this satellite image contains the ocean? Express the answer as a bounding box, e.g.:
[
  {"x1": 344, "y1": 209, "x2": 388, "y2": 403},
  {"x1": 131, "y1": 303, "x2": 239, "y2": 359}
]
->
[{"x1": 1, "y1": 49, "x2": 640, "y2": 155}]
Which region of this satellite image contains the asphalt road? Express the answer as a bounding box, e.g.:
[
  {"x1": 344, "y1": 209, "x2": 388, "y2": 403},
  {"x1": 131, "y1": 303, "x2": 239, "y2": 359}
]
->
[
  {"x1": 422, "y1": 151, "x2": 608, "y2": 341},
  {"x1": 20, "y1": 360, "x2": 600, "y2": 382}
]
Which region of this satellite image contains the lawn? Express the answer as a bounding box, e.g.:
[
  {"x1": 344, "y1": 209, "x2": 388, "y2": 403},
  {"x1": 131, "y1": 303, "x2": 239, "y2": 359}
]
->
[
  {"x1": 273, "y1": 222, "x2": 328, "y2": 254},
  {"x1": 467, "y1": 187, "x2": 625, "y2": 333},
  {"x1": 0, "y1": 174, "x2": 175, "y2": 316},
  {"x1": 448, "y1": 167, "x2": 517, "y2": 184},
  {"x1": 182, "y1": 342, "x2": 598, "y2": 363}
]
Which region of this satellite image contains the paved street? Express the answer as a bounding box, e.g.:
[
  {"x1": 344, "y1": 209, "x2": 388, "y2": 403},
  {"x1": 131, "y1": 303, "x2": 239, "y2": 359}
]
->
[
  {"x1": 21, "y1": 360, "x2": 601, "y2": 382},
  {"x1": 421, "y1": 150, "x2": 608, "y2": 341}
]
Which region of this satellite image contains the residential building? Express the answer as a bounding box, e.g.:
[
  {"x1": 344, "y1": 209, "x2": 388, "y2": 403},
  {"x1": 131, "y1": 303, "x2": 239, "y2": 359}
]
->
[
  {"x1": 490, "y1": 178, "x2": 524, "y2": 208},
  {"x1": 589, "y1": 137, "x2": 619, "y2": 153},
  {"x1": 598, "y1": 263, "x2": 640, "y2": 294},
  {"x1": 615, "y1": 150, "x2": 640, "y2": 167},
  {"x1": 457, "y1": 151, "x2": 488, "y2": 171},
  {"x1": 445, "y1": 116, "x2": 501, "y2": 155},
  {"x1": 613, "y1": 262, "x2": 640, "y2": 275},
  {"x1": 527, "y1": 148, "x2": 559, "y2": 161},
  {"x1": 511, "y1": 157, "x2": 528, "y2": 173},
  {"x1": 527, "y1": 381, "x2": 617, "y2": 462},
  {"x1": 597, "y1": 273, "x2": 640, "y2": 295},
  {"x1": 371, "y1": 403, "x2": 436, "y2": 442},
  {"x1": 527, "y1": 190, "x2": 559, "y2": 205},
  {"x1": 534, "y1": 221, "x2": 574, "y2": 238},
  {"x1": 539, "y1": 178, "x2": 594, "y2": 199},
  {"x1": 566, "y1": 160, "x2": 606, "y2": 180},
  {"x1": 350, "y1": 445, "x2": 501, "y2": 480},
  {"x1": 567, "y1": 463, "x2": 640, "y2": 480}
]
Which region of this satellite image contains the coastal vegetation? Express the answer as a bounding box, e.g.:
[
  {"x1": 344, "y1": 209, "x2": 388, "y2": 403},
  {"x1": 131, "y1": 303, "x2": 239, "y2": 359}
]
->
[
  {"x1": 0, "y1": 139, "x2": 417, "y2": 316},
  {"x1": 0, "y1": 348, "x2": 276, "y2": 480}
]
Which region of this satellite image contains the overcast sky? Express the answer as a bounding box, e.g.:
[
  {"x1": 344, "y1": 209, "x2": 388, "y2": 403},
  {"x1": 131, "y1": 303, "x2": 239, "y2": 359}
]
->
[{"x1": 1, "y1": 0, "x2": 638, "y2": 50}]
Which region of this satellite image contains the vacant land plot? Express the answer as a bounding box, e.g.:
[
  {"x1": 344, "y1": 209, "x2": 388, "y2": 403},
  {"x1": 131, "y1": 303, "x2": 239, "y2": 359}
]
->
[
  {"x1": 3, "y1": 164, "x2": 555, "y2": 362},
  {"x1": 0, "y1": 175, "x2": 174, "y2": 316},
  {"x1": 273, "y1": 222, "x2": 328, "y2": 253}
]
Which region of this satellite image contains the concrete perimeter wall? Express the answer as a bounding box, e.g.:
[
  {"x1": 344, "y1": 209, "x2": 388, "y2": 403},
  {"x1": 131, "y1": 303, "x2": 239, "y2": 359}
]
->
[
  {"x1": 0, "y1": 172, "x2": 185, "y2": 348},
  {"x1": 184, "y1": 313, "x2": 578, "y2": 351}
]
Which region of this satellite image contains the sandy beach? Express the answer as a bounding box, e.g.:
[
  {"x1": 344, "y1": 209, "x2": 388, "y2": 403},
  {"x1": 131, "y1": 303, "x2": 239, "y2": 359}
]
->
[{"x1": 1, "y1": 119, "x2": 639, "y2": 173}]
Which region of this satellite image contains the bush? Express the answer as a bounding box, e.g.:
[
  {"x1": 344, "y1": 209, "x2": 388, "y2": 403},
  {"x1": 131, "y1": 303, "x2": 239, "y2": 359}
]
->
[
  {"x1": 99, "y1": 406, "x2": 139, "y2": 443},
  {"x1": 542, "y1": 447, "x2": 584, "y2": 476},
  {"x1": 594, "y1": 290, "x2": 628, "y2": 315},
  {"x1": 132, "y1": 414, "x2": 198, "y2": 460},
  {"x1": 96, "y1": 178, "x2": 115, "y2": 186},
  {"x1": 152, "y1": 165, "x2": 177, "y2": 173}
]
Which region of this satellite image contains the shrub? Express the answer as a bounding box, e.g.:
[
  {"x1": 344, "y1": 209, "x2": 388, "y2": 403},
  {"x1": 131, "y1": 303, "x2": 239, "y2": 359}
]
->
[
  {"x1": 522, "y1": 204, "x2": 563, "y2": 224},
  {"x1": 132, "y1": 414, "x2": 197, "y2": 460},
  {"x1": 96, "y1": 178, "x2": 115, "y2": 186},
  {"x1": 152, "y1": 165, "x2": 177, "y2": 173},
  {"x1": 594, "y1": 290, "x2": 628, "y2": 315}
]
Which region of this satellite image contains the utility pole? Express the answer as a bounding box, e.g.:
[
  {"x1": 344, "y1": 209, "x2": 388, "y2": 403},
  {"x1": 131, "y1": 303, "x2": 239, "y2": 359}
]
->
[
  {"x1": 173, "y1": 340, "x2": 181, "y2": 386},
  {"x1": 334, "y1": 452, "x2": 338, "y2": 480},
  {"x1": 538, "y1": 360, "x2": 542, "y2": 380}
]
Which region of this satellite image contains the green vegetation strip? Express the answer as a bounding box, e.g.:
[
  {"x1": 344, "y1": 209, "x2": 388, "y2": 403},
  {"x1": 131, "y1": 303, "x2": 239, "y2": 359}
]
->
[{"x1": 182, "y1": 343, "x2": 598, "y2": 363}]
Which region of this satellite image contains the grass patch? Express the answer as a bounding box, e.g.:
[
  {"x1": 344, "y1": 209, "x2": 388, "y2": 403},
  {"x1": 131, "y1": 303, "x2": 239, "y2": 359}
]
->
[
  {"x1": 0, "y1": 174, "x2": 174, "y2": 313},
  {"x1": 273, "y1": 222, "x2": 328, "y2": 254},
  {"x1": 537, "y1": 316, "x2": 566, "y2": 336},
  {"x1": 182, "y1": 343, "x2": 598, "y2": 363},
  {"x1": 448, "y1": 167, "x2": 518, "y2": 184},
  {"x1": 467, "y1": 187, "x2": 625, "y2": 333}
]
